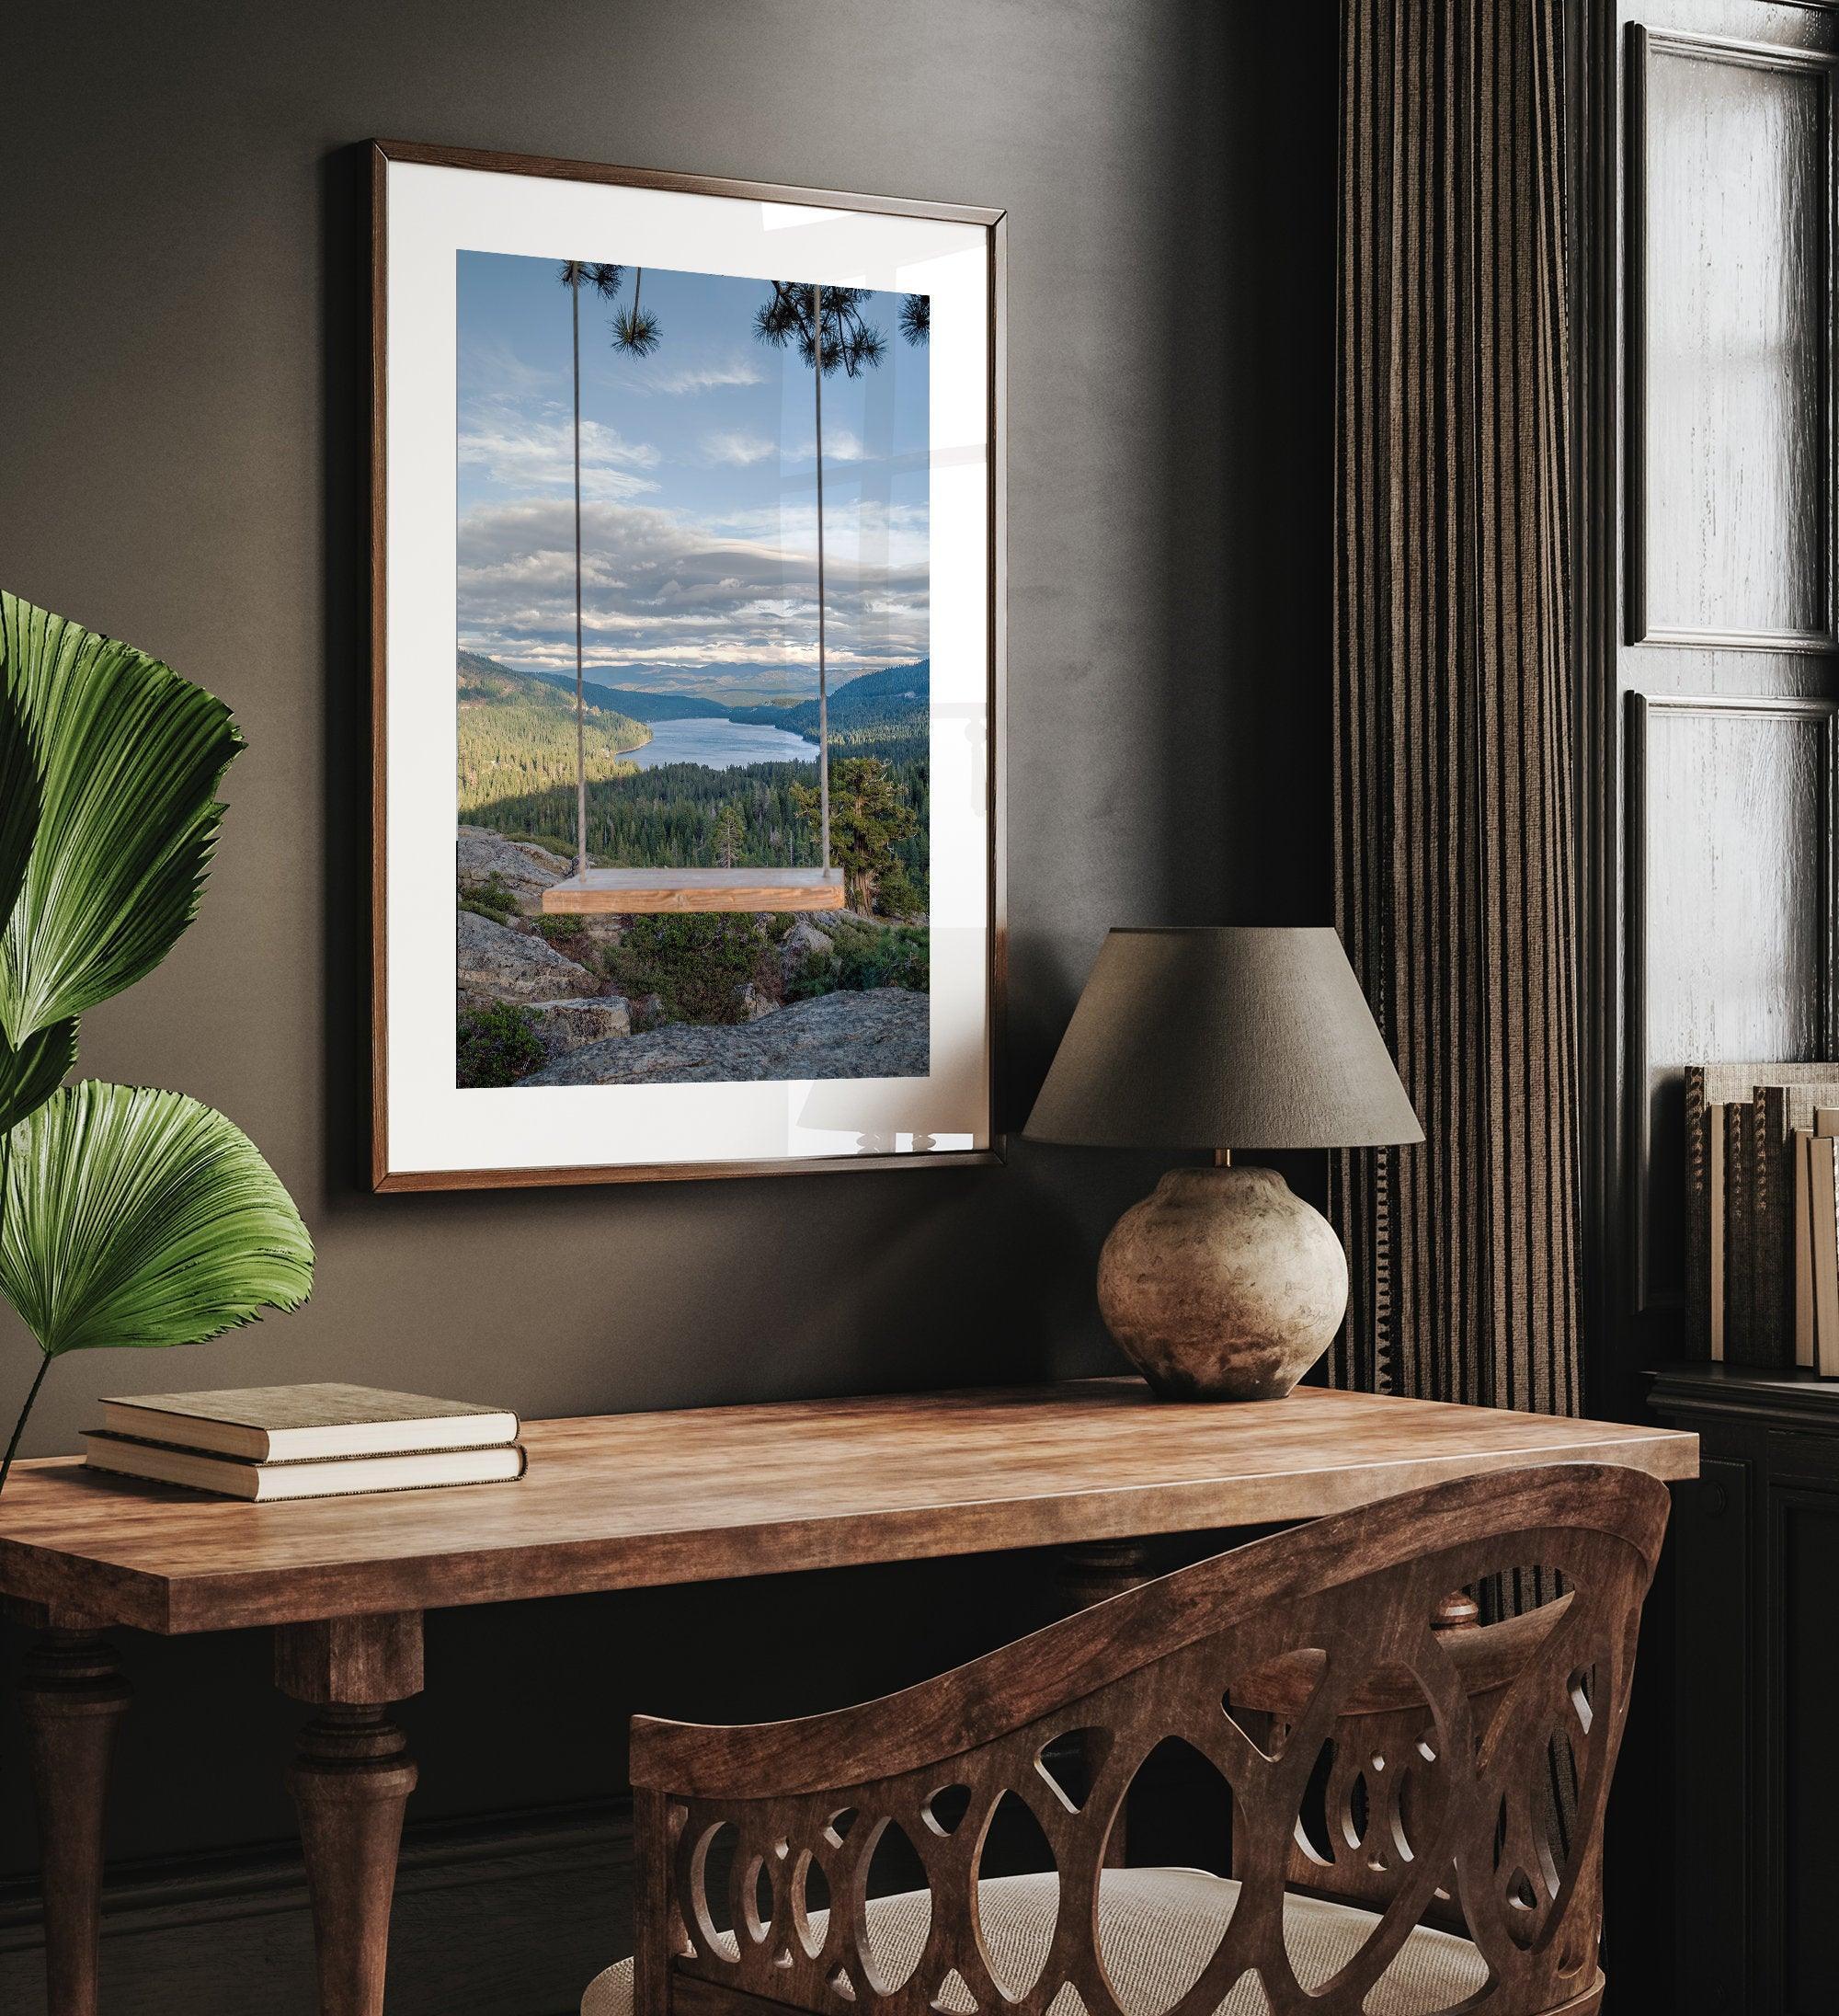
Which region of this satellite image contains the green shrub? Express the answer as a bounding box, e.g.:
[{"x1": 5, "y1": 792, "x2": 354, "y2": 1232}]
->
[
  {"x1": 874, "y1": 864, "x2": 925, "y2": 921},
  {"x1": 837, "y1": 923, "x2": 929, "y2": 993},
  {"x1": 457, "y1": 1002, "x2": 546, "y2": 1086},
  {"x1": 459, "y1": 871, "x2": 520, "y2": 922},
  {"x1": 783, "y1": 958, "x2": 840, "y2": 1002},
  {"x1": 604, "y1": 914, "x2": 777, "y2": 1025},
  {"x1": 533, "y1": 913, "x2": 598, "y2": 965},
  {"x1": 782, "y1": 919, "x2": 931, "y2": 1000}
]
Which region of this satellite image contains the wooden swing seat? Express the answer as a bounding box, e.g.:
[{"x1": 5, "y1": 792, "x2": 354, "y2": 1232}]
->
[{"x1": 540, "y1": 866, "x2": 847, "y2": 915}]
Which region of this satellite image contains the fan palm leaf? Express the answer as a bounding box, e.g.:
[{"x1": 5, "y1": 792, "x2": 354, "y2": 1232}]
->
[
  {"x1": 0, "y1": 1081, "x2": 314, "y2": 1362},
  {"x1": 0, "y1": 648, "x2": 73, "y2": 1131},
  {"x1": 0, "y1": 592, "x2": 243, "y2": 1049},
  {"x1": 0, "y1": 1022, "x2": 77, "y2": 1138},
  {"x1": 0, "y1": 642, "x2": 37, "y2": 941}
]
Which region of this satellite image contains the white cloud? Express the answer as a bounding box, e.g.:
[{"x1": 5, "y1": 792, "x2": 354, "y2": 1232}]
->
[
  {"x1": 702, "y1": 498, "x2": 931, "y2": 569},
  {"x1": 459, "y1": 405, "x2": 661, "y2": 502},
  {"x1": 458, "y1": 496, "x2": 928, "y2": 671},
  {"x1": 637, "y1": 353, "x2": 767, "y2": 396},
  {"x1": 697, "y1": 428, "x2": 876, "y2": 470},
  {"x1": 701, "y1": 430, "x2": 778, "y2": 466}
]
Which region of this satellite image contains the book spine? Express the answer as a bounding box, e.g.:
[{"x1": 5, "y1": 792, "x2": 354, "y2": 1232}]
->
[
  {"x1": 1753, "y1": 1084, "x2": 1795, "y2": 1370},
  {"x1": 1726, "y1": 1101, "x2": 1753, "y2": 1364},
  {"x1": 1797, "y1": 1130, "x2": 1815, "y2": 1369},
  {"x1": 1685, "y1": 1065, "x2": 1712, "y2": 1359},
  {"x1": 1822, "y1": 1152, "x2": 1839, "y2": 1387},
  {"x1": 1710, "y1": 1108, "x2": 1726, "y2": 1361},
  {"x1": 1818, "y1": 1137, "x2": 1839, "y2": 1376}
]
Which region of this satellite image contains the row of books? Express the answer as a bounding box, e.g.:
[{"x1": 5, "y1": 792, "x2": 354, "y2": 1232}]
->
[
  {"x1": 1686, "y1": 1062, "x2": 1839, "y2": 1372},
  {"x1": 82, "y1": 1383, "x2": 526, "y2": 1499}
]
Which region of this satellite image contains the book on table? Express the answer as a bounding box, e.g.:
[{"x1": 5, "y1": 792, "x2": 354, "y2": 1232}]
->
[
  {"x1": 96, "y1": 1382, "x2": 520, "y2": 1461},
  {"x1": 83, "y1": 1382, "x2": 526, "y2": 1501},
  {"x1": 80, "y1": 1433, "x2": 528, "y2": 1501}
]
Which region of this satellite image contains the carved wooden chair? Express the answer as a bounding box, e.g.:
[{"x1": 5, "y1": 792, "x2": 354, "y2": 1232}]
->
[{"x1": 584, "y1": 1463, "x2": 1668, "y2": 2016}]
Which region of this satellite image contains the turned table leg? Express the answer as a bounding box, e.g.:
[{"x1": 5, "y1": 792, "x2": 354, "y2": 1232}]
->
[
  {"x1": 18, "y1": 1628, "x2": 131, "y2": 2016},
  {"x1": 277, "y1": 1613, "x2": 424, "y2": 2016}
]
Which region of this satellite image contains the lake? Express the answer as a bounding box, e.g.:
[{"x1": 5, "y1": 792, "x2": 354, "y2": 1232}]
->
[{"x1": 626, "y1": 716, "x2": 818, "y2": 771}]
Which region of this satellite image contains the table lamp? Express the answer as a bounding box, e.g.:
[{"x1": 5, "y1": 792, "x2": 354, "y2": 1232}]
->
[{"x1": 1022, "y1": 926, "x2": 1422, "y2": 1401}]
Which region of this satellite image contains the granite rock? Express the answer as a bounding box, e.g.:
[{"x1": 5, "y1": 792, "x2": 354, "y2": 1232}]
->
[{"x1": 520, "y1": 987, "x2": 929, "y2": 1085}]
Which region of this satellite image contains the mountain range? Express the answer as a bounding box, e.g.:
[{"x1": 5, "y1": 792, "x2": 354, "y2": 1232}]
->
[
  {"x1": 457, "y1": 651, "x2": 650, "y2": 819},
  {"x1": 529, "y1": 670, "x2": 729, "y2": 722},
  {"x1": 726, "y1": 660, "x2": 930, "y2": 739},
  {"x1": 520, "y1": 658, "x2": 826, "y2": 706}
]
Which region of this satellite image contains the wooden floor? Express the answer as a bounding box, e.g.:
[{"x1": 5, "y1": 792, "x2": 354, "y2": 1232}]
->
[{"x1": 541, "y1": 866, "x2": 847, "y2": 914}]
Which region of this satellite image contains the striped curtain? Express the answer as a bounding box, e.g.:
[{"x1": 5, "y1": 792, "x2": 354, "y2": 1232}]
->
[{"x1": 1328, "y1": 0, "x2": 1581, "y2": 1416}]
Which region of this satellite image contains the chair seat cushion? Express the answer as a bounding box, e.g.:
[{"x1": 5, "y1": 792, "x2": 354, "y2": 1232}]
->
[{"x1": 582, "y1": 1866, "x2": 1491, "y2": 2016}]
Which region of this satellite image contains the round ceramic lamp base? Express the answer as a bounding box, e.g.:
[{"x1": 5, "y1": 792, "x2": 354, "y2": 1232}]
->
[{"x1": 1096, "y1": 1165, "x2": 1349, "y2": 1402}]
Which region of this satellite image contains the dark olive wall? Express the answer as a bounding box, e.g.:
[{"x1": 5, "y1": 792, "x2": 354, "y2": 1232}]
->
[{"x1": 0, "y1": 0, "x2": 1334, "y2": 1874}]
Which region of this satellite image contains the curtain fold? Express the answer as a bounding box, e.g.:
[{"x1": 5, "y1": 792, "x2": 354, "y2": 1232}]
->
[{"x1": 1329, "y1": 0, "x2": 1580, "y2": 1415}]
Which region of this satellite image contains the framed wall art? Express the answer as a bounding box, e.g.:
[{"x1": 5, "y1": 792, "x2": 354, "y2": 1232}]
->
[{"x1": 370, "y1": 140, "x2": 1004, "y2": 1189}]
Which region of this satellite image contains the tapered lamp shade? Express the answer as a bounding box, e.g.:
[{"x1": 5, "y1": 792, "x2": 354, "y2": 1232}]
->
[{"x1": 1023, "y1": 927, "x2": 1422, "y2": 1152}]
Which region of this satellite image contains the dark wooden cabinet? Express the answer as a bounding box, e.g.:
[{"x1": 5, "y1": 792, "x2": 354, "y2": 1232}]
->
[{"x1": 1649, "y1": 1367, "x2": 1839, "y2": 2016}]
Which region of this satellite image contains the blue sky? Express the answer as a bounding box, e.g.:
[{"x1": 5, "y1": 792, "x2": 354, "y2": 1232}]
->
[{"x1": 456, "y1": 251, "x2": 930, "y2": 702}]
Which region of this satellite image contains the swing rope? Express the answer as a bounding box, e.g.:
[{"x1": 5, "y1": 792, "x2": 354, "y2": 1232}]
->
[
  {"x1": 572, "y1": 273, "x2": 588, "y2": 879},
  {"x1": 566, "y1": 282, "x2": 833, "y2": 886},
  {"x1": 813, "y1": 281, "x2": 831, "y2": 874}
]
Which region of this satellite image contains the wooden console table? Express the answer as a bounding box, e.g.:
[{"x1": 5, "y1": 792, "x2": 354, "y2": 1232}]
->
[{"x1": 0, "y1": 1377, "x2": 1697, "y2": 2015}]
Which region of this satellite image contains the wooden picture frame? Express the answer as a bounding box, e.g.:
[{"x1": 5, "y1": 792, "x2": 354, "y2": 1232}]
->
[{"x1": 370, "y1": 140, "x2": 1006, "y2": 1190}]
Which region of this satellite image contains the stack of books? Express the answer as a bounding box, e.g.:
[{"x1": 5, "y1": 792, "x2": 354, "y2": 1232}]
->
[
  {"x1": 82, "y1": 1383, "x2": 526, "y2": 1500},
  {"x1": 1687, "y1": 1062, "x2": 1839, "y2": 1373}
]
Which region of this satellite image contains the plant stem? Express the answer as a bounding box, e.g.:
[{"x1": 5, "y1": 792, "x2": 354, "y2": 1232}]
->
[{"x1": 0, "y1": 1355, "x2": 51, "y2": 1498}]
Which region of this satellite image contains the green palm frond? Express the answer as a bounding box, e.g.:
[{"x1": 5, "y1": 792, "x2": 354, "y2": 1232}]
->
[
  {"x1": 0, "y1": 654, "x2": 65, "y2": 1137},
  {"x1": 0, "y1": 1081, "x2": 314, "y2": 1360},
  {"x1": 752, "y1": 281, "x2": 885, "y2": 377},
  {"x1": 754, "y1": 290, "x2": 803, "y2": 349},
  {"x1": 0, "y1": 1021, "x2": 76, "y2": 1137},
  {"x1": 0, "y1": 591, "x2": 243, "y2": 1048},
  {"x1": 836, "y1": 325, "x2": 885, "y2": 377},
  {"x1": 0, "y1": 647, "x2": 37, "y2": 942},
  {"x1": 611, "y1": 306, "x2": 661, "y2": 356},
  {"x1": 0, "y1": 662, "x2": 66, "y2": 1136},
  {"x1": 560, "y1": 259, "x2": 624, "y2": 301}
]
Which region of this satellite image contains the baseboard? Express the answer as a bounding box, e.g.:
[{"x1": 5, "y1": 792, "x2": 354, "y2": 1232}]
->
[{"x1": 0, "y1": 1794, "x2": 634, "y2": 2016}]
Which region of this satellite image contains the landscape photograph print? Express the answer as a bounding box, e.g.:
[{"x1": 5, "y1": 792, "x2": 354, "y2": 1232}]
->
[{"x1": 453, "y1": 249, "x2": 932, "y2": 1091}]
